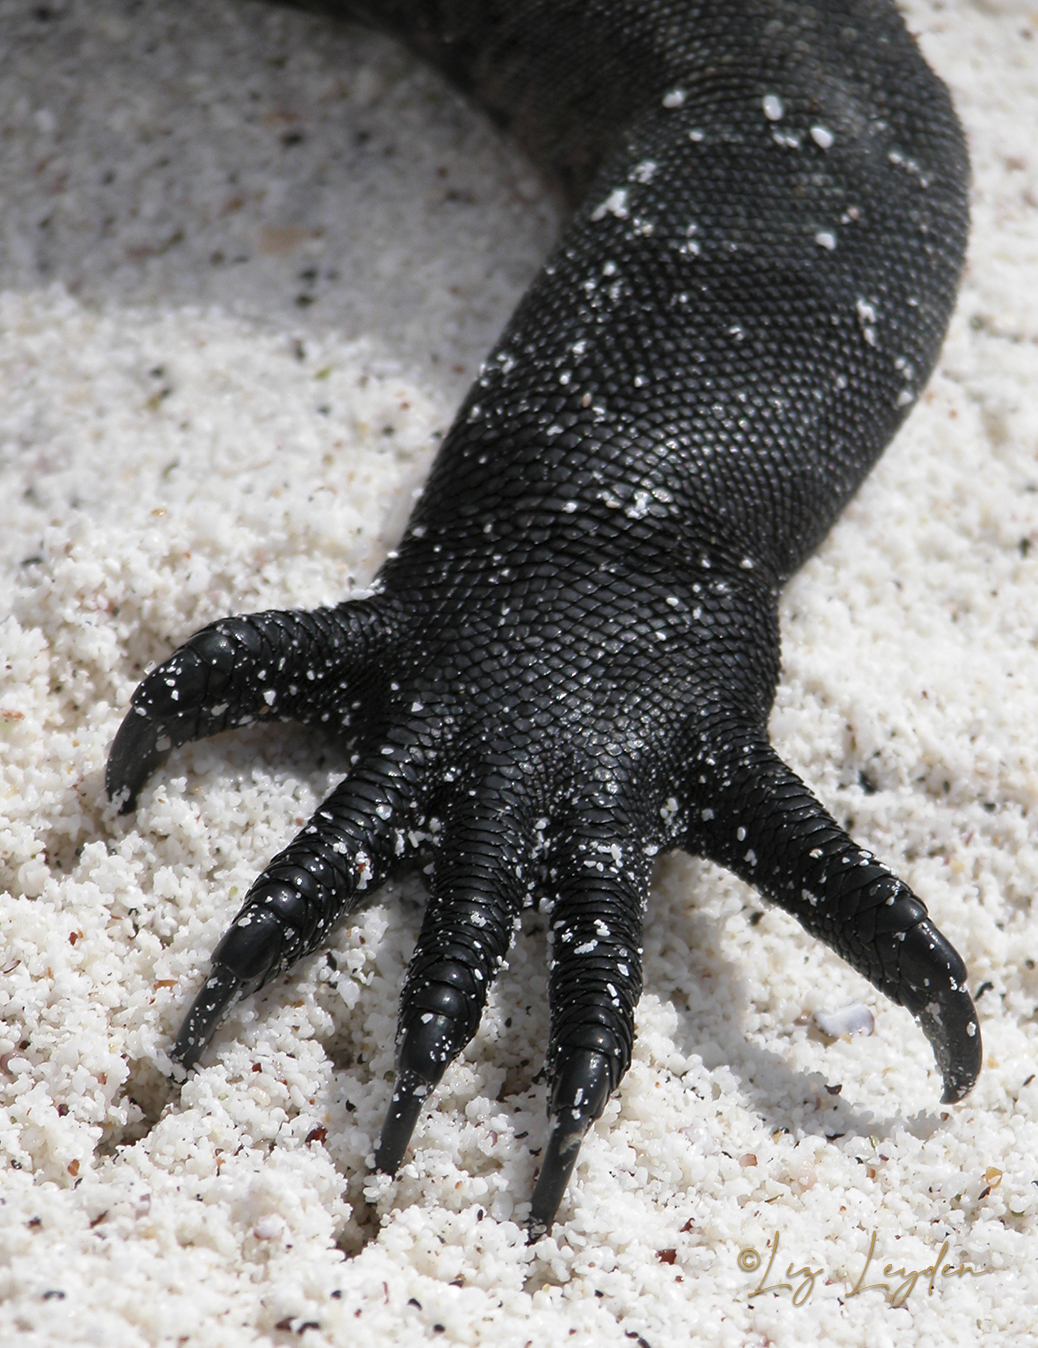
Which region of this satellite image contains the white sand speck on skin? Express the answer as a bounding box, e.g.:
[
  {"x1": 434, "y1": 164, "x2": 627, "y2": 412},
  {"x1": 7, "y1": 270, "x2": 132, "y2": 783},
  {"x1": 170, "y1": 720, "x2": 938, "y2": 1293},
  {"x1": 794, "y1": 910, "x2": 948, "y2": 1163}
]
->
[{"x1": 1, "y1": 1, "x2": 1037, "y2": 1345}]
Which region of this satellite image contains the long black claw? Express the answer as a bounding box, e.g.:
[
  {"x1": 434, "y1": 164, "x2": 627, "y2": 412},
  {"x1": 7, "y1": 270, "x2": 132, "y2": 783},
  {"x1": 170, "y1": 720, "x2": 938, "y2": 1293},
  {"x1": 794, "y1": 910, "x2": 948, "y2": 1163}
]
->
[
  {"x1": 170, "y1": 964, "x2": 242, "y2": 1070},
  {"x1": 107, "y1": 604, "x2": 386, "y2": 812},
  {"x1": 106, "y1": 695, "x2": 177, "y2": 813},
  {"x1": 895, "y1": 919, "x2": 982, "y2": 1103},
  {"x1": 171, "y1": 905, "x2": 285, "y2": 1069},
  {"x1": 106, "y1": 625, "x2": 243, "y2": 812},
  {"x1": 375, "y1": 1012, "x2": 460, "y2": 1174},
  {"x1": 106, "y1": 649, "x2": 232, "y2": 813},
  {"x1": 374, "y1": 1074, "x2": 429, "y2": 1175},
  {"x1": 527, "y1": 1114, "x2": 593, "y2": 1245},
  {"x1": 528, "y1": 1047, "x2": 612, "y2": 1243}
]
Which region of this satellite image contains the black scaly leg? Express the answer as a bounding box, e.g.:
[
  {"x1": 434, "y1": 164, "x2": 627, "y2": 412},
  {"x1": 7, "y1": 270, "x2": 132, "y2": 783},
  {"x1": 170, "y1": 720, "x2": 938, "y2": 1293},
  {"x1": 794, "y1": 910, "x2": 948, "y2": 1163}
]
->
[
  {"x1": 102, "y1": 0, "x2": 978, "y2": 1241},
  {"x1": 376, "y1": 783, "x2": 532, "y2": 1172},
  {"x1": 684, "y1": 725, "x2": 982, "y2": 1104},
  {"x1": 173, "y1": 746, "x2": 421, "y2": 1067},
  {"x1": 106, "y1": 600, "x2": 390, "y2": 811},
  {"x1": 528, "y1": 800, "x2": 649, "y2": 1242}
]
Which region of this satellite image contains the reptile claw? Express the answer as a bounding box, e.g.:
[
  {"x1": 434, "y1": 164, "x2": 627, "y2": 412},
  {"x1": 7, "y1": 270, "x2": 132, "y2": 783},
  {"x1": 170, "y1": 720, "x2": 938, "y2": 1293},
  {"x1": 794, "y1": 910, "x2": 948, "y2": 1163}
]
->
[
  {"x1": 897, "y1": 919, "x2": 982, "y2": 1103},
  {"x1": 170, "y1": 964, "x2": 242, "y2": 1070},
  {"x1": 375, "y1": 1011, "x2": 464, "y2": 1173},
  {"x1": 106, "y1": 691, "x2": 184, "y2": 813},
  {"x1": 528, "y1": 1047, "x2": 613, "y2": 1241}
]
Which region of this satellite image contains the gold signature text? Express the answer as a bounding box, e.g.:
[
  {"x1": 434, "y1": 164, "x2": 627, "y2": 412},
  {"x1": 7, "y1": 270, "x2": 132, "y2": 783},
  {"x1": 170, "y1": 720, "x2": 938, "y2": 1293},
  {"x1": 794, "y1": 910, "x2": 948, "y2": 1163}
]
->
[{"x1": 739, "y1": 1230, "x2": 993, "y2": 1307}]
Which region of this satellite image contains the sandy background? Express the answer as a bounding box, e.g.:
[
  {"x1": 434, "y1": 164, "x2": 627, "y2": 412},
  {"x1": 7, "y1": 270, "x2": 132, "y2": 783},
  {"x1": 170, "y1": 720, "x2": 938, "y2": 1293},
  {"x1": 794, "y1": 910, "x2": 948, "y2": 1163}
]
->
[{"x1": 1, "y1": 0, "x2": 1037, "y2": 1344}]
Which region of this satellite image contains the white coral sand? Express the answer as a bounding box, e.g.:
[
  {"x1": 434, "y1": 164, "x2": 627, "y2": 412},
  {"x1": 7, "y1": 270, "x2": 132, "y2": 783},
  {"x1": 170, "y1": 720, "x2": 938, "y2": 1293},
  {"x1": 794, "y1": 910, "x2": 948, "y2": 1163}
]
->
[{"x1": 1, "y1": 1, "x2": 1037, "y2": 1344}]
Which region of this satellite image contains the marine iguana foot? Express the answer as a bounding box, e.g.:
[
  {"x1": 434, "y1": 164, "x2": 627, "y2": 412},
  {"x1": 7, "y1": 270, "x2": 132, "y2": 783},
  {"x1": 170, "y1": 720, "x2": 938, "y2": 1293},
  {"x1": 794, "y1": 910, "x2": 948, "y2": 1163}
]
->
[
  {"x1": 109, "y1": 593, "x2": 980, "y2": 1236},
  {"x1": 105, "y1": 0, "x2": 980, "y2": 1236}
]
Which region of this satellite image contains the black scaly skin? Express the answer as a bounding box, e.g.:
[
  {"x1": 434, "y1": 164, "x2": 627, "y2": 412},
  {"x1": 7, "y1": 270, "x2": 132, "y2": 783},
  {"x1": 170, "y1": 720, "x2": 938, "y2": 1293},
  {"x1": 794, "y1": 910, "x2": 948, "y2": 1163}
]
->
[{"x1": 106, "y1": 0, "x2": 983, "y2": 1239}]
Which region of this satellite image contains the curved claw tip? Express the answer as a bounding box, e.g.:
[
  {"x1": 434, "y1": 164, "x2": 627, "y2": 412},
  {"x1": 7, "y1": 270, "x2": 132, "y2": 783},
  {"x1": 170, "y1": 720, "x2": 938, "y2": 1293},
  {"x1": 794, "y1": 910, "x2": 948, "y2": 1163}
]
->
[
  {"x1": 897, "y1": 919, "x2": 982, "y2": 1104},
  {"x1": 105, "y1": 708, "x2": 171, "y2": 813},
  {"x1": 527, "y1": 1047, "x2": 613, "y2": 1243},
  {"x1": 170, "y1": 964, "x2": 242, "y2": 1071},
  {"x1": 374, "y1": 1073, "x2": 429, "y2": 1175},
  {"x1": 527, "y1": 1109, "x2": 593, "y2": 1244},
  {"x1": 374, "y1": 1011, "x2": 461, "y2": 1175}
]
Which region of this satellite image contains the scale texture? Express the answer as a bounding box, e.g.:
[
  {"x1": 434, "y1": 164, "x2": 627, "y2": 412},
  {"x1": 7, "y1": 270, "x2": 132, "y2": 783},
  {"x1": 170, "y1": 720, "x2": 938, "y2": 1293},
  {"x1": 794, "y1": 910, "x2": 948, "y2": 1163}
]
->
[{"x1": 106, "y1": 0, "x2": 982, "y2": 1235}]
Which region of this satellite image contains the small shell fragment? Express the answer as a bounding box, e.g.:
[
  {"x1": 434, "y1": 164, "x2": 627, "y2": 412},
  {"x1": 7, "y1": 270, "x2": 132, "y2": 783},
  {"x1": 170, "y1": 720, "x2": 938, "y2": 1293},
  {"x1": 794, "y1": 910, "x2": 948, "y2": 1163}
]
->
[
  {"x1": 813, "y1": 1003, "x2": 875, "y2": 1038},
  {"x1": 253, "y1": 1215, "x2": 285, "y2": 1240}
]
